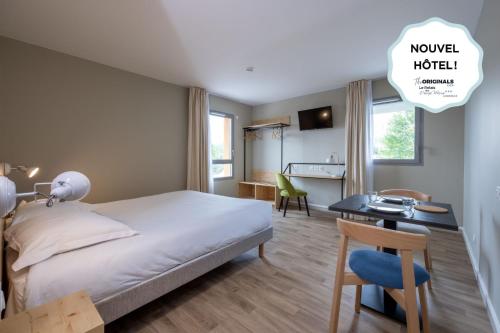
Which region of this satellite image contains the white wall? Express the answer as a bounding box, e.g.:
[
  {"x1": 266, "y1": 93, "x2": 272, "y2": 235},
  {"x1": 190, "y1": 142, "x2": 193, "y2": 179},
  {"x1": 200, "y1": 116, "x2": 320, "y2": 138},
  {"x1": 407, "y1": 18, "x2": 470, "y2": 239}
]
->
[
  {"x1": 209, "y1": 95, "x2": 253, "y2": 197},
  {"x1": 252, "y1": 88, "x2": 346, "y2": 208},
  {"x1": 251, "y1": 79, "x2": 464, "y2": 216},
  {"x1": 372, "y1": 80, "x2": 465, "y2": 225},
  {"x1": 463, "y1": 0, "x2": 500, "y2": 330}
]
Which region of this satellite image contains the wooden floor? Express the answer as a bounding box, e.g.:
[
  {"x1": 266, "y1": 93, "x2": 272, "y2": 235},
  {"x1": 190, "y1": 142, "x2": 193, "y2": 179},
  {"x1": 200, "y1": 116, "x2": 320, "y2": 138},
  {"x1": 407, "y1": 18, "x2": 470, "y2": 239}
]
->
[{"x1": 107, "y1": 208, "x2": 492, "y2": 333}]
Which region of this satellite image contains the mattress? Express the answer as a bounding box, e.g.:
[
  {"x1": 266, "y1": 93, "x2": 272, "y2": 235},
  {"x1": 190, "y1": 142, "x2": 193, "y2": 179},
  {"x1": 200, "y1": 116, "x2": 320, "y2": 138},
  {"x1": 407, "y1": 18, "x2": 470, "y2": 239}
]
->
[{"x1": 7, "y1": 190, "x2": 272, "y2": 312}]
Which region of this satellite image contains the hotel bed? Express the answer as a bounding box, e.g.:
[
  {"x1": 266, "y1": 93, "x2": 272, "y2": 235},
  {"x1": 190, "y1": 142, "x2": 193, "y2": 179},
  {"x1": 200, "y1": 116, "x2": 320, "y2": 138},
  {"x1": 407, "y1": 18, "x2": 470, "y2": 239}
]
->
[{"x1": 3, "y1": 190, "x2": 273, "y2": 323}]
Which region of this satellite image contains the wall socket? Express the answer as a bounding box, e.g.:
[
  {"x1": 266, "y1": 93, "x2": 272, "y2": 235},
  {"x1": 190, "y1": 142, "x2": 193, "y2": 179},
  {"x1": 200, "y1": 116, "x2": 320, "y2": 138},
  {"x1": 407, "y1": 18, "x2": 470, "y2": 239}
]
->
[{"x1": 497, "y1": 186, "x2": 500, "y2": 201}]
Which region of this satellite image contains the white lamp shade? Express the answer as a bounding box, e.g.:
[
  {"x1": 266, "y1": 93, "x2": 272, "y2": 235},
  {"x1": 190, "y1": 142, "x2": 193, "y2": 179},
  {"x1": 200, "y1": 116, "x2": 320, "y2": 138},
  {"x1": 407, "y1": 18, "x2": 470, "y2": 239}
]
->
[
  {"x1": 0, "y1": 176, "x2": 17, "y2": 218},
  {"x1": 50, "y1": 171, "x2": 91, "y2": 201}
]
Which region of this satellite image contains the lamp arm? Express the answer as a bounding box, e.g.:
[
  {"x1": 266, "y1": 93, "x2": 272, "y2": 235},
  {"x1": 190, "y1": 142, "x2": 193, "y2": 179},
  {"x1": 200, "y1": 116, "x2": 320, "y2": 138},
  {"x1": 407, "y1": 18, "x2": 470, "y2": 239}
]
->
[
  {"x1": 34, "y1": 182, "x2": 51, "y2": 191},
  {"x1": 17, "y1": 191, "x2": 50, "y2": 202},
  {"x1": 33, "y1": 182, "x2": 51, "y2": 201},
  {"x1": 10, "y1": 166, "x2": 27, "y2": 173},
  {"x1": 17, "y1": 192, "x2": 38, "y2": 198}
]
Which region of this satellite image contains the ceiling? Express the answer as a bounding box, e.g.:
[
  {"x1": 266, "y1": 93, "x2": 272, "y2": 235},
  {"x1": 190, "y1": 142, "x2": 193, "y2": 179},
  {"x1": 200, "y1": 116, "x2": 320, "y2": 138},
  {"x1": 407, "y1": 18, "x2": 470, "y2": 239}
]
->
[{"x1": 0, "y1": 0, "x2": 483, "y2": 106}]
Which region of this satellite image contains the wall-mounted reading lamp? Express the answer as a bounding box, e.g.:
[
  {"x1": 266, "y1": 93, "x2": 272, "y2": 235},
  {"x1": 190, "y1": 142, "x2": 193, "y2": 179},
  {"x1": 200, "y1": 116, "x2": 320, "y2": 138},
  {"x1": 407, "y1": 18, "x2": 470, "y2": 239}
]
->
[
  {"x1": 0, "y1": 171, "x2": 91, "y2": 218},
  {"x1": 0, "y1": 162, "x2": 39, "y2": 178}
]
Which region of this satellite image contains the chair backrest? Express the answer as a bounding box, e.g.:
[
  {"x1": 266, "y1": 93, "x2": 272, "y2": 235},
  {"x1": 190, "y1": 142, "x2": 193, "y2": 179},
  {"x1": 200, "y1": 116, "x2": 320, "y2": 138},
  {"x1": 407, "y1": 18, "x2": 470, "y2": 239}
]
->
[
  {"x1": 275, "y1": 173, "x2": 297, "y2": 196},
  {"x1": 336, "y1": 218, "x2": 427, "y2": 251},
  {"x1": 379, "y1": 189, "x2": 432, "y2": 202}
]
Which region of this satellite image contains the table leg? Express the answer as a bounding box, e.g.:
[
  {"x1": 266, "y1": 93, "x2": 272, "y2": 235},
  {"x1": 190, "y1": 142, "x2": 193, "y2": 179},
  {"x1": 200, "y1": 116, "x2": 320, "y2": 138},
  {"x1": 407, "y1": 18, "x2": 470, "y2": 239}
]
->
[{"x1": 360, "y1": 219, "x2": 422, "y2": 326}]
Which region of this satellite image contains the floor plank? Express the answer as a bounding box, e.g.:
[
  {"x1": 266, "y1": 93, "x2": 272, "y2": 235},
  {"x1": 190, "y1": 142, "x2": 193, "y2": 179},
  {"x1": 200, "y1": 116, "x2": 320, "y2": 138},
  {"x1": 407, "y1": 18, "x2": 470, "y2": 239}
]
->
[{"x1": 107, "y1": 208, "x2": 493, "y2": 333}]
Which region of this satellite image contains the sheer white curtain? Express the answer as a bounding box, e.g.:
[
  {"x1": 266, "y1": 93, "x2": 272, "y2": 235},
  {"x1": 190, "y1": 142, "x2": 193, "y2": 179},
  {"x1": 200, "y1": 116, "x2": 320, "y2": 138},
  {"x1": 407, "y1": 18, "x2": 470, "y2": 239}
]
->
[
  {"x1": 344, "y1": 79, "x2": 373, "y2": 197},
  {"x1": 187, "y1": 87, "x2": 214, "y2": 193}
]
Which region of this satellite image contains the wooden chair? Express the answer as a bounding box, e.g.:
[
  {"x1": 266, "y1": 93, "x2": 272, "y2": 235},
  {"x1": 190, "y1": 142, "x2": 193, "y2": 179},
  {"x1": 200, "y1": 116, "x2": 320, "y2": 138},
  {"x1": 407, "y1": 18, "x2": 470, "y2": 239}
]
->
[
  {"x1": 376, "y1": 189, "x2": 433, "y2": 288},
  {"x1": 275, "y1": 173, "x2": 310, "y2": 217},
  {"x1": 330, "y1": 219, "x2": 430, "y2": 333}
]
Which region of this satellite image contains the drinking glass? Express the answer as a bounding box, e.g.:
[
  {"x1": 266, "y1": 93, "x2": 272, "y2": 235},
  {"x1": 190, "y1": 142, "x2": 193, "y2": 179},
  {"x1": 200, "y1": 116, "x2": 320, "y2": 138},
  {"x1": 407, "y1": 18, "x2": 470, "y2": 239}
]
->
[
  {"x1": 367, "y1": 191, "x2": 378, "y2": 203},
  {"x1": 403, "y1": 198, "x2": 415, "y2": 215}
]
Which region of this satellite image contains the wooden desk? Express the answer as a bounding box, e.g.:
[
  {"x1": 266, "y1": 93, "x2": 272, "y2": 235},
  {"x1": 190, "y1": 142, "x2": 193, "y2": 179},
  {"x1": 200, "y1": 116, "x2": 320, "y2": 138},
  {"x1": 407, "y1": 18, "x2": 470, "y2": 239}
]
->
[
  {"x1": 286, "y1": 173, "x2": 343, "y2": 180},
  {"x1": 0, "y1": 291, "x2": 104, "y2": 333},
  {"x1": 285, "y1": 173, "x2": 345, "y2": 199}
]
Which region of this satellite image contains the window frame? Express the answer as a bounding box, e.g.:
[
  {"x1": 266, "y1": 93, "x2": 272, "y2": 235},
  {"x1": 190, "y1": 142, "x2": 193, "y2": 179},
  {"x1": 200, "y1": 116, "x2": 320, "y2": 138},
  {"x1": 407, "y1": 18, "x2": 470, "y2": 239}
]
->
[
  {"x1": 372, "y1": 96, "x2": 424, "y2": 166},
  {"x1": 209, "y1": 110, "x2": 235, "y2": 180}
]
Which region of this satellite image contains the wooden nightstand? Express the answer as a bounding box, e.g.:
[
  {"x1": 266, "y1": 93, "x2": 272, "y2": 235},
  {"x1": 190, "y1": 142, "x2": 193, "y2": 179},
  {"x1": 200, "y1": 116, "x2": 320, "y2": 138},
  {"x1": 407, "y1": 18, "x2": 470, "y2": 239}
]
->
[{"x1": 0, "y1": 291, "x2": 104, "y2": 333}]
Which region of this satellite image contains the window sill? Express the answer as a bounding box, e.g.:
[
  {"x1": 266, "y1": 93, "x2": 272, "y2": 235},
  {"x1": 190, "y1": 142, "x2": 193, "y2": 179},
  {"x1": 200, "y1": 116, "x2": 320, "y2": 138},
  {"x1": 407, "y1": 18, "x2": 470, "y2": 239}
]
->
[
  {"x1": 213, "y1": 176, "x2": 234, "y2": 181},
  {"x1": 373, "y1": 159, "x2": 423, "y2": 166}
]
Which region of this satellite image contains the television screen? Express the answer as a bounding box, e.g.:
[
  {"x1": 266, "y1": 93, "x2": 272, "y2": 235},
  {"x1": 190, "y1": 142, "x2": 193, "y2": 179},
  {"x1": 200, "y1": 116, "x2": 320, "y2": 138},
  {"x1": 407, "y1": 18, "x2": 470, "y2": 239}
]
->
[{"x1": 298, "y1": 106, "x2": 333, "y2": 131}]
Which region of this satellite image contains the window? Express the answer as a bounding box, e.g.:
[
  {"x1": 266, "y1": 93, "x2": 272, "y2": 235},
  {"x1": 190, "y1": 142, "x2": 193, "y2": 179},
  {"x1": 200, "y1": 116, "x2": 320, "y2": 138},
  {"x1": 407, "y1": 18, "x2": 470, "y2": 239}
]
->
[
  {"x1": 372, "y1": 98, "x2": 423, "y2": 165},
  {"x1": 210, "y1": 111, "x2": 234, "y2": 179}
]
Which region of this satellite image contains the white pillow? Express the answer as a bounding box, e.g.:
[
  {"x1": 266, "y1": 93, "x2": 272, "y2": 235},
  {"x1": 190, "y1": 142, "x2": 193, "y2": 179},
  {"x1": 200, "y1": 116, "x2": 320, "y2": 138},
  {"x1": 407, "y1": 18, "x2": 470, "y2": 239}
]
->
[
  {"x1": 5, "y1": 203, "x2": 138, "y2": 272},
  {"x1": 9, "y1": 200, "x2": 91, "y2": 228}
]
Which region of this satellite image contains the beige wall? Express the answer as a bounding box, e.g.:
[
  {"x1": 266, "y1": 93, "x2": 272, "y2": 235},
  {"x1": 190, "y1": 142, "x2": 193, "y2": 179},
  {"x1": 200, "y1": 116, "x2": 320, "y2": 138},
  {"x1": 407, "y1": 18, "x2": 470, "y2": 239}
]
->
[
  {"x1": 0, "y1": 36, "x2": 189, "y2": 203},
  {"x1": 209, "y1": 95, "x2": 252, "y2": 197},
  {"x1": 372, "y1": 80, "x2": 465, "y2": 225},
  {"x1": 464, "y1": 0, "x2": 500, "y2": 328}
]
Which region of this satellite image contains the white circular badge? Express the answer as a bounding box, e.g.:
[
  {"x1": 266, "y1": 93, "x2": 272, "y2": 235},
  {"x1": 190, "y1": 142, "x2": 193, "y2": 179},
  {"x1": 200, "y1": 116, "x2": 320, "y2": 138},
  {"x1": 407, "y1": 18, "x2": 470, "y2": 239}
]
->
[{"x1": 388, "y1": 17, "x2": 483, "y2": 113}]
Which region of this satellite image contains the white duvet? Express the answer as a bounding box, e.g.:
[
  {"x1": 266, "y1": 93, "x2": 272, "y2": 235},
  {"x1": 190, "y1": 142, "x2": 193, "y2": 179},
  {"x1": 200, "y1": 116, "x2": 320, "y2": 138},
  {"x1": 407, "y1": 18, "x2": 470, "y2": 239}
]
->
[{"x1": 10, "y1": 191, "x2": 272, "y2": 311}]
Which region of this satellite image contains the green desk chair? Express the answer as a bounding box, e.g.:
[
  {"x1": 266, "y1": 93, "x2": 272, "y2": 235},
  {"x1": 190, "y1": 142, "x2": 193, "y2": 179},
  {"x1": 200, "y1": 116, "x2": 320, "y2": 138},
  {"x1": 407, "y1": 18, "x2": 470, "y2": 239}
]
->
[{"x1": 276, "y1": 173, "x2": 310, "y2": 217}]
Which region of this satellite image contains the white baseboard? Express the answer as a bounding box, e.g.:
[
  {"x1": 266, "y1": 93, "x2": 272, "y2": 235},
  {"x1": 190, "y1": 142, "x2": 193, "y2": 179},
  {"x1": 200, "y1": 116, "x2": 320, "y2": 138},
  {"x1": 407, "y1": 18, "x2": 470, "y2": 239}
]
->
[
  {"x1": 307, "y1": 203, "x2": 330, "y2": 211},
  {"x1": 461, "y1": 227, "x2": 500, "y2": 333}
]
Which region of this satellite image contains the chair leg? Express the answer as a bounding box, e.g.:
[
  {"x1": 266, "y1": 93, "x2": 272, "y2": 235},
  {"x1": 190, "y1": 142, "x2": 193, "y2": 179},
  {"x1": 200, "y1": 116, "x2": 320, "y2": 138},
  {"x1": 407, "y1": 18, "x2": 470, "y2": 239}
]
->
[
  {"x1": 297, "y1": 197, "x2": 302, "y2": 211},
  {"x1": 418, "y1": 284, "x2": 431, "y2": 333},
  {"x1": 278, "y1": 196, "x2": 283, "y2": 211},
  {"x1": 401, "y1": 251, "x2": 420, "y2": 333},
  {"x1": 329, "y1": 235, "x2": 348, "y2": 333},
  {"x1": 283, "y1": 197, "x2": 289, "y2": 217},
  {"x1": 424, "y1": 242, "x2": 433, "y2": 271},
  {"x1": 354, "y1": 285, "x2": 362, "y2": 314},
  {"x1": 304, "y1": 196, "x2": 310, "y2": 216},
  {"x1": 424, "y1": 246, "x2": 432, "y2": 290}
]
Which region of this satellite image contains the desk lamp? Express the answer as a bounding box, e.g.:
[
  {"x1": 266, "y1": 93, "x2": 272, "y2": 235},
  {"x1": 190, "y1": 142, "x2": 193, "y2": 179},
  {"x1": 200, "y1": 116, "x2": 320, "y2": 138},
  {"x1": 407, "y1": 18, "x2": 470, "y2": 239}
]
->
[
  {"x1": 0, "y1": 171, "x2": 91, "y2": 217},
  {"x1": 0, "y1": 162, "x2": 39, "y2": 178}
]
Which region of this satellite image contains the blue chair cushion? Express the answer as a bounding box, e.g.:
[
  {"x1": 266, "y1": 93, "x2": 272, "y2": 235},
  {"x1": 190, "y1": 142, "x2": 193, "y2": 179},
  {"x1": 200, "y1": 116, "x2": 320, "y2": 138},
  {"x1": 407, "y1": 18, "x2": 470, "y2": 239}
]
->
[{"x1": 349, "y1": 249, "x2": 430, "y2": 289}]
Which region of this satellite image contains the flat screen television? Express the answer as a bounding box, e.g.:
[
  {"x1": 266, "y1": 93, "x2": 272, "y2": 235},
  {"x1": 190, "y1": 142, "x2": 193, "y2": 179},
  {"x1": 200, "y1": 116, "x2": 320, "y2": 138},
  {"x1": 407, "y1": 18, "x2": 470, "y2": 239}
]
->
[{"x1": 298, "y1": 106, "x2": 333, "y2": 131}]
